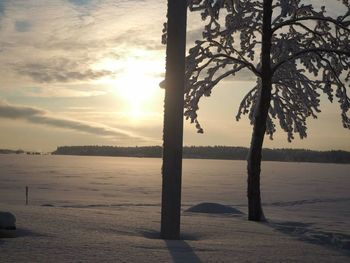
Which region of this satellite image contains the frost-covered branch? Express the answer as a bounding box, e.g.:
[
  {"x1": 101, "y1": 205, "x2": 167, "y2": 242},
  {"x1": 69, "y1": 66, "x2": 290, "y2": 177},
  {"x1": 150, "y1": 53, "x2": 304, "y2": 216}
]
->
[
  {"x1": 272, "y1": 48, "x2": 350, "y2": 74},
  {"x1": 272, "y1": 16, "x2": 350, "y2": 33},
  {"x1": 183, "y1": 0, "x2": 350, "y2": 140}
]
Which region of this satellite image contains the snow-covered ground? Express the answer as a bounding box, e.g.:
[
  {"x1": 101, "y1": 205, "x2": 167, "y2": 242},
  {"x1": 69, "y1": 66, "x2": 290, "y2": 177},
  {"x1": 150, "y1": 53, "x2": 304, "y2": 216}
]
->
[{"x1": 0, "y1": 154, "x2": 349, "y2": 262}]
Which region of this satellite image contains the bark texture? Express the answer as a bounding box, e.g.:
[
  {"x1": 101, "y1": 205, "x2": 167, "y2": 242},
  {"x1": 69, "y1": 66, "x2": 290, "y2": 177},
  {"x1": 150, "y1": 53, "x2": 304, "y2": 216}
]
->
[
  {"x1": 160, "y1": 0, "x2": 187, "y2": 239},
  {"x1": 247, "y1": 0, "x2": 273, "y2": 222}
]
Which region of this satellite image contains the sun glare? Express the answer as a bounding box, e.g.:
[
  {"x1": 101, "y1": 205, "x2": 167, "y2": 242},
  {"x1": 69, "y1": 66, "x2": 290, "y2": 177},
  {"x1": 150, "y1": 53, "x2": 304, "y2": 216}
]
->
[
  {"x1": 117, "y1": 69, "x2": 157, "y2": 104},
  {"x1": 94, "y1": 54, "x2": 164, "y2": 119}
]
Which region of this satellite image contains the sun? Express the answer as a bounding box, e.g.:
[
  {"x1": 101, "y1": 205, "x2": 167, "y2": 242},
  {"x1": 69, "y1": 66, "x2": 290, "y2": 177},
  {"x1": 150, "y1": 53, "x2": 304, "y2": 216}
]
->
[
  {"x1": 115, "y1": 59, "x2": 162, "y2": 117},
  {"x1": 117, "y1": 69, "x2": 157, "y2": 103},
  {"x1": 94, "y1": 54, "x2": 164, "y2": 118},
  {"x1": 113, "y1": 71, "x2": 157, "y2": 118}
]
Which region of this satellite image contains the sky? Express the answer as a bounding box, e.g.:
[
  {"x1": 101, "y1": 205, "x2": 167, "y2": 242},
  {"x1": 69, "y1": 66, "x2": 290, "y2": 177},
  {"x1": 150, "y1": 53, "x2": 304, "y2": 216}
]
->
[{"x1": 0, "y1": 0, "x2": 349, "y2": 152}]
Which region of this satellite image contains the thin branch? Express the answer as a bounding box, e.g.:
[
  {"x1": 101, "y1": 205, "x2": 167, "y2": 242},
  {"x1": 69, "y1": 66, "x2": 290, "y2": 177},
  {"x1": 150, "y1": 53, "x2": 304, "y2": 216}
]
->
[
  {"x1": 292, "y1": 23, "x2": 328, "y2": 44},
  {"x1": 236, "y1": 86, "x2": 258, "y2": 121},
  {"x1": 204, "y1": 53, "x2": 261, "y2": 77},
  {"x1": 211, "y1": 65, "x2": 247, "y2": 86},
  {"x1": 272, "y1": 16, "x2": 350, "y2": 33},
  {"x1": 315, "y1": 52, "x2": 347, "y2": 90},
  {"x1": 272, "y1": 48, "x2": 350, "y2": 73}
]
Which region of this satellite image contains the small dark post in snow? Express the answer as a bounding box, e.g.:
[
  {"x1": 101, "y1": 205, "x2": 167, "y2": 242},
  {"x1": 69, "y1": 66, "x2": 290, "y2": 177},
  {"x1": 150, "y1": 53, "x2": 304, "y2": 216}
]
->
[{"x1": 25, "y1": 186, "x2": 28, "y2": 205}]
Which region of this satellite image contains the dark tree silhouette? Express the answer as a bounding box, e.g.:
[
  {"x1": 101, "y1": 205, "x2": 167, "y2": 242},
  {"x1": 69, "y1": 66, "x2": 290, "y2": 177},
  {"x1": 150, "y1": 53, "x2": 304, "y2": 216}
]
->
[
  {"x1": 185, "y1": 0, "x2": 350, "y2": 221},
  {"x1": 160, "y1": 0, "x2": 188, "y2": 239}
]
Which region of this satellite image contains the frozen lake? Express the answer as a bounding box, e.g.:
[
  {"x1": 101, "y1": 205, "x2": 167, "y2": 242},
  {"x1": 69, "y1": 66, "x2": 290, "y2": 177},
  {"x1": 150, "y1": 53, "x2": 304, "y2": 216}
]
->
[
  {"x1": 0, "y1": 154, "x2": 349, "y2": 262},
  {"x1": 1, "y1": 154, "x2": 349, "y2": 207}
]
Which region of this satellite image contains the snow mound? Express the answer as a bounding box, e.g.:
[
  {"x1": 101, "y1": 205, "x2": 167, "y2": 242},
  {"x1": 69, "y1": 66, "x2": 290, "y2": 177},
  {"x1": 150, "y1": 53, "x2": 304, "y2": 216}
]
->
[
  {"x1": 0, "y1": 211, "x2": 16, "y2": 230},
  {"x1": 41, "y1": 204, "x2": 55, "y2": 207},
  {"x1": 186, "y1": 203, "x2": 243, "y2": 214}
]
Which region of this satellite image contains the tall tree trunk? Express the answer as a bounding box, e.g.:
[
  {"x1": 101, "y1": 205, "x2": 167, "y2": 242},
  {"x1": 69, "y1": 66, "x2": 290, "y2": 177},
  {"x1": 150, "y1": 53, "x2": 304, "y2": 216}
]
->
[
  {"x1": 247, "y1": 0, "x2": 273, "y2": 221},
  {"x1": 160, "y1": 0, "x2": 187, "y2": 239}
]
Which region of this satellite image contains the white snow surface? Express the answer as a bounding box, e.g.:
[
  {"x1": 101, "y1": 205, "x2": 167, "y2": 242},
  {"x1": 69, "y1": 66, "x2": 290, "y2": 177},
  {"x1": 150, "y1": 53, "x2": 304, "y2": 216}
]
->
[{"x1": 0, "y1": 154, "x2": 349, "y2": 262}]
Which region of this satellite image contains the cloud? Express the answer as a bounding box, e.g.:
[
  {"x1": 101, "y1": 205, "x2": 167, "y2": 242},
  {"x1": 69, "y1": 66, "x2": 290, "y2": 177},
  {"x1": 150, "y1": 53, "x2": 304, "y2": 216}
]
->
[
  {"x1": 16, "y1": 57, "x2": 114, "y2": 83},
  {"x1": 15, "y1": 20, "x2": 32, "y2": 32},
  {"x1": 19, "y1": 85, "x2": 107, "y2": 98},
  {"x1": 0, "y1": 0, "x2": 6, "y2": 27},
  {"x1": 0, "y1": 0, "x2": 166, "y2": 89},
  {"x1": 111, "y1": 28, "x2": 164, "y2": 51},
  {"x1": 68, "y1": 0, "x2": 92, "y2": 6},
  {"x1": 0, "y1": 1, "x2": 5, "y2": 16},
  {"x1": 0, "y1": 100, "x2": 146, "y2": 141}
]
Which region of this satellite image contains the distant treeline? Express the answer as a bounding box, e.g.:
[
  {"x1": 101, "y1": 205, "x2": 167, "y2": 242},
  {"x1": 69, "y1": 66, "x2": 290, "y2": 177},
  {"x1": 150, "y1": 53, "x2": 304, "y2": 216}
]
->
[
  {"x1": 0, "y1": 149, "x2": 43, "y2": 155},
  {"x1": 52, "y1": 146, "x2": 350, "y2": 164},
  {"x1": 0, "y1": 149, "x2": 24, "y2": 154}
]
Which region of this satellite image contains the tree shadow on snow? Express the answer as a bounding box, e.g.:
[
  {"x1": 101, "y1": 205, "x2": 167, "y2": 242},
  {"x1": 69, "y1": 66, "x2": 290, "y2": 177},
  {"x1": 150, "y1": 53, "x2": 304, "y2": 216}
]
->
[
  {"x1": 0, "y1": 228, "x2": 48, "y2": 239},
  {"x1": 269, "y1": 221, "x2": 350, "y2": 255},
  {"x1": 165, "y1": 240, "x2": 202, "y2": 263},
  {"x1": 0, "y1": 228, "x2": 43, "y2": 247},
  {"x1": 1, "y1": 229, "x2": 46, "y2": 249},
  {"x1": 141, "y1": 230, "x2": 202, "y2": 263}
]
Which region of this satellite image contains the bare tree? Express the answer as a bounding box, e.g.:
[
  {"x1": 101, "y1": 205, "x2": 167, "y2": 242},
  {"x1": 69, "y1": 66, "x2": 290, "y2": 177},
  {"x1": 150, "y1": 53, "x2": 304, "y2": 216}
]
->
[
  {"x1": 161, "y1": 0, "x2": 188, "y2": 239},
  {"x1": 185, "y1": 0, "x2": 350, "y2": 221}
]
